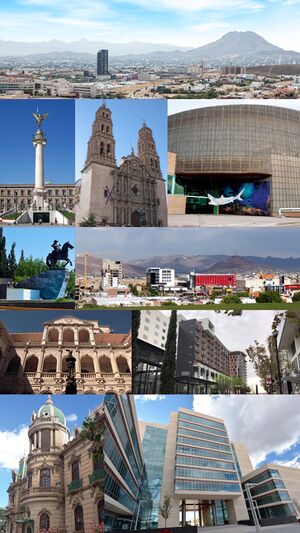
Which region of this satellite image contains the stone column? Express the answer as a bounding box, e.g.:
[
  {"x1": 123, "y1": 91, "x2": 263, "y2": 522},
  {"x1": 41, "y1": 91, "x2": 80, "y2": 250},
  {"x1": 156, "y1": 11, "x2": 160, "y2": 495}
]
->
[
  {"x1": 37, "y1": 348, "x2": 45, "y2": 375},
  {"x1": 74, "y1": 327, "x2": 79, "y2": 346},
  {"x1": 75, "y1": 349, "x2": 81, "y2": 378},
  {"x1": 58, "y1": 326, "x2": 63, "y2": 346},
  {"x1": 42, "y1": 325, "x2": 48, "y2": 345},
  {"x1": 34, "y1": 141, "x2": 45, "y2": 191},
  {"x1": 57, "y1": 348, "x2": 62, "y2": 376},
  {"x1": 110, "y1": 351, "x2": 120, "y2": 376},
  {"x1": 93, "y1": 350, "x2": 101, "y2": 375}
]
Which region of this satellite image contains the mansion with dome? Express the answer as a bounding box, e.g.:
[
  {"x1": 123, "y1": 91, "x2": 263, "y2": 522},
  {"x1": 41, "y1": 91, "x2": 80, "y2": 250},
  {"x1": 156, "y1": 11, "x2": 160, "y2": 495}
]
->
[
  {"x1": 0, "y1": 316, "x2": 131, "y2": 394},
  {"x1": 6, "y1": 396, "x2": 104, "y2": 533}
]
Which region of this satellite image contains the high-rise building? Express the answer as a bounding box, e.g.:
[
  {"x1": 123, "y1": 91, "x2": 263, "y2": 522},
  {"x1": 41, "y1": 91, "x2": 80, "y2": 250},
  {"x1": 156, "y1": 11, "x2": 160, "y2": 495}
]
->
[
  {"x1": 97, "y1": 49, "x2": 109, "y2": 76},
  {"x1": 104, "y1": 394, "x2": 149, "y2": 532},
  {"x1": 76, "y1": 103, "x2": 167, "y2": 227},
  {"x1": 101, "y1": 259, "x2": 123, "y2": 289},
  {"x1": 229, "y1": 351, "x2": 247, "y2": 383}
]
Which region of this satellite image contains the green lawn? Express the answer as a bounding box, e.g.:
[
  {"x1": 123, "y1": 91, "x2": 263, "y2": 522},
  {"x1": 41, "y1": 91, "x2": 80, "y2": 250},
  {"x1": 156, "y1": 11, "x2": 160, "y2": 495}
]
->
[{"x1": 77, "y1": 302, "x2": 300, "y2": 311}]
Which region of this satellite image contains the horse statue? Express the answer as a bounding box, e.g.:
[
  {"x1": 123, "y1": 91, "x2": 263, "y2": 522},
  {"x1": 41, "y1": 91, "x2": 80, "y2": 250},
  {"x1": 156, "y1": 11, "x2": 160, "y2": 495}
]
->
[{"x1": 46, "y1": 241, "x2": 74, "y2": 269}]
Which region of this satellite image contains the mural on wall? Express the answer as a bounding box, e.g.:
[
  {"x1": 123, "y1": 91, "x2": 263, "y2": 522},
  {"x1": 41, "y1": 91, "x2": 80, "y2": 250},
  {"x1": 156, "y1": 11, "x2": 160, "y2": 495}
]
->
[{"x1": 169, "y1": 175, "x2": 271, "y2": 216}]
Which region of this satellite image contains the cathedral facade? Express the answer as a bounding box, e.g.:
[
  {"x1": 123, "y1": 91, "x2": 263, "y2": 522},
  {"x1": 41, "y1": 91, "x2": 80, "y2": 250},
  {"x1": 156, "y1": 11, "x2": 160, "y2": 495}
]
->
[
  {"x1": 76, "y1": 103, "x2": 168, "y2": 227},
  {"x1": 6, "y1": 397, "x2": 104, "y2": 533},
  {"x1": 0, "y1": 316, "x2": 131, "y2": 394}
]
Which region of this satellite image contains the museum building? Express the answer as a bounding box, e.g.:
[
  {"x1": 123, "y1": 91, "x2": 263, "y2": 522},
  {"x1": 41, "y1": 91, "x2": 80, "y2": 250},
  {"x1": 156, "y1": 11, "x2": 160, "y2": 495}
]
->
[
  {"x1": 168, "y1": 104, "x2": 300, "y2": 217},
  {"x1": 5, "y1": 397, "x2": 104, "y2": 533}
]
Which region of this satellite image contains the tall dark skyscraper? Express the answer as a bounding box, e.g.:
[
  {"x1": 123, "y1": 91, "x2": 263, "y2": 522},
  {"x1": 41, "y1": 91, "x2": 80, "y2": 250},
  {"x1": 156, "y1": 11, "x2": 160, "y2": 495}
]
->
[{"x1": 97, "y1": 49, "x2": 109, "y2": 76}]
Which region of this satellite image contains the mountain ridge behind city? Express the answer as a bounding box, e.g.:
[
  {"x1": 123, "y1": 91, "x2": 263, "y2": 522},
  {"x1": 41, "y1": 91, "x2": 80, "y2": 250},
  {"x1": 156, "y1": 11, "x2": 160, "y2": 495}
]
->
[
  {"x1": 76, "y1": 253, "x2": 300, "y2": 277},
  {"x1": 1, "y1": 31, "x2": 300, "y2": 59}
]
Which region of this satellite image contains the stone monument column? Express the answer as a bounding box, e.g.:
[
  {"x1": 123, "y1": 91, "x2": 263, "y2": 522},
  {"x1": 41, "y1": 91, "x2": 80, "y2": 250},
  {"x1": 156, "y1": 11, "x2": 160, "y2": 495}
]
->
[{"x1": 32, "y1": 112, "x2": 48, "y2": 209}]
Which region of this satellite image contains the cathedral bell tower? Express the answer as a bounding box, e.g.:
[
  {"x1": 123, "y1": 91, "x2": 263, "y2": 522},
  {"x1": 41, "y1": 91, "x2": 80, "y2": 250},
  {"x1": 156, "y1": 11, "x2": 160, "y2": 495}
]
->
[
  {"x1": 77, "y1": 103, "x2": 117, "y2": 225},
  {"x1": 85, "y1": 103, "x2": 116, "y2": 168},
  {"x1": 138, "y1": 121, "x2": 162, "y2": 179}
]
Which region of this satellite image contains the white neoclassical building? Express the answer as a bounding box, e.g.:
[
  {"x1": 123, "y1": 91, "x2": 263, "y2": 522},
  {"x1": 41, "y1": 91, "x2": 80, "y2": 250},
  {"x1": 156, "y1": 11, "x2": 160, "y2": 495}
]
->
[{"x1": 8, "y1": 316, "x2": 131, "y2": 394}]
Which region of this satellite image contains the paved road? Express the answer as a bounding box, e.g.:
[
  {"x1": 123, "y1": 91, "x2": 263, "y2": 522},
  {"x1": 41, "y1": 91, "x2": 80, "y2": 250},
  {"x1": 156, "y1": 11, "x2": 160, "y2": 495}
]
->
[
  {"x1": 198, "y1": 524, "x2": 300, "y2": 532},
  {"x1": 168, "y1": 214, "x2": 300, "y2": 227}
]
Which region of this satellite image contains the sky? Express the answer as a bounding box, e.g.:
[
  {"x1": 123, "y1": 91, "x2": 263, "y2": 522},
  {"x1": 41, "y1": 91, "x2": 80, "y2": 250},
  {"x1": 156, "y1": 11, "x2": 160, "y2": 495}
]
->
[
  {"x1": 0, "y1": 100, "x2": 75, "y2": 185},
  {"x1": 169, "y1": 99, "x2": 300, "y2": 115},
  {"x1": 76, "y1": 227, "x2": 300, "y2": 261},
  {"x1": 75, "y1": 100, "x2": 167, "y2": 181},
  {"x1": 135, "y1": 394, "x2": 300, "y2": 475},
  {"x1": 3, "y1": 227, "x2": 75, "y2": 263},
  {"x1": 178, "y1": 310, "x2": 277, "y2": 390},
  {"x1": 0, "y1": 394, "x2": 104, "y2": 507},
  {"x1": 1, "y1": 0, "x2": 300, "y2": 51},
  {"x1": 0, "y1": 310, "x2": 131, "y2": 333}
]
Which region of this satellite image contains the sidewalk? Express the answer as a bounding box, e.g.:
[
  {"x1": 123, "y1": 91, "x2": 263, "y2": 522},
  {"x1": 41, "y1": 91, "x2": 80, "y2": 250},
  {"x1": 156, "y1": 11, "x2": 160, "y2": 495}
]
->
[{"x1": 198, "y1": 524, "x2": 300, "y2": 532}]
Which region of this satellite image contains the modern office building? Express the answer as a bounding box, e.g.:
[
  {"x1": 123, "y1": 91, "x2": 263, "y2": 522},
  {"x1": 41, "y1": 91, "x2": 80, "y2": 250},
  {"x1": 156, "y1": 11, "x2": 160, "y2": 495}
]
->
[
  {"x1": 5, "y1": 397, "x2": 104, "y2": 533},
  {"x1": 133, "y1": 311, "x2": 247, "y2": 394},
  {"x1": 4, "y1": 316, "x2": 132, "y2": 394},
  {"x1": 97, "y1": 49, "x2": 109, "y2": 76},
  {"x1": 139, "y1": 422, "x2": 168, "y2": 528},
  {"x1": 146, "y1": 267, "x2": 175, "y2": 289},
  {"x1": 168, "y1": 104, "x2": 300, "y2": 217},
  {"x1": 190, "y1": 274, "x2": 236, "y2": 291},
  {"x1": 176, "y1": 317, "x2": 230, "y2": 392},
  {"x1": 277, "y1": 310, "x2": 300, "y2": 392},
  {"x1": 104, "y1": 394, "x2": 149, "y2": 532},
  {"x1": 229, "y1": 351, "x2": 248, "y2": 383},
  {"x1": 242, "y1": 465, "x2": 300, "y2": 525},
  {"x1": 77, "y1": 103, "x2": 167, "y2": 227}
]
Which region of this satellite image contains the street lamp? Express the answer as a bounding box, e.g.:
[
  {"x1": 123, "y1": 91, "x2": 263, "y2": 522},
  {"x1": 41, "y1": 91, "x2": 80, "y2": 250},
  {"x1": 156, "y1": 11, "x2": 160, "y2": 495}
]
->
[
  {"x1": 245, "y1": 483, "x2": 261, "y2": 533},
  {"x1": 272, "y1": 329, "x2": 283, "y2": 394},
  {"x1": 65, "y1": 349, "x2": 77, "y2": 395}
]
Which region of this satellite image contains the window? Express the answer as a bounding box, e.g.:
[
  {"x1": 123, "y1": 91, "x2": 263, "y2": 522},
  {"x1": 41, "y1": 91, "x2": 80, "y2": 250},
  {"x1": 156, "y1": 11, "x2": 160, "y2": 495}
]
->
[
  {"x1": 40, "y1": 469, "x2": 50, "y2": 487},
  {"x1": 28, "y1": 471, "x2": 32, "y2": 489},
  {"x1": 40, "y1": 513, "x2": 50, "y2": 531},
  {"x1": 72, "y1": 461, "x2": 80, "y2": 481},
  {"x1": 97, "y1": 500, "x2": 104, "y2": 524},
  {"x1": 74, "y1": 505, "x2": 84, "y2": 531}
]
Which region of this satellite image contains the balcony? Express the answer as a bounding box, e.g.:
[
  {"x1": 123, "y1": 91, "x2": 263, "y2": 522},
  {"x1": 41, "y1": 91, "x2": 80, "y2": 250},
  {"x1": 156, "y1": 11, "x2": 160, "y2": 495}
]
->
[
  {"x1": 89, "y1": 468, "x2": 105, "y2": 485},
  {"x1": 68, "y1": 478, "x2": 82, "y2": 493}
]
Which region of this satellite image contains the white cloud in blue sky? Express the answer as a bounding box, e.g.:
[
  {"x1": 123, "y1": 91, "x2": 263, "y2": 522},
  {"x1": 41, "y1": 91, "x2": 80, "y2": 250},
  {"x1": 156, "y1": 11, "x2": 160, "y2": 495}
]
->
[
  {"x1": 1, "y1": 0, "x2": 300, "y2": 50},
  {"x1": 66, "y1": 413, "x2": 78, "y2": 422},
  {"x1": 0, "y1": 425, "x2": 29, "y2": 469}
]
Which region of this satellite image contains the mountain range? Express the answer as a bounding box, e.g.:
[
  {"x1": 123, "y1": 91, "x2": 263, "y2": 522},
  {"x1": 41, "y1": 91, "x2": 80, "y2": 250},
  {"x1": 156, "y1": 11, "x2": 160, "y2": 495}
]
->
[
  {"x1": 75, "y1": 254, "x2": 300, "y2": 277},
  {"x1": 1, "y1": 32, "x2": 299, "y2": 61}
]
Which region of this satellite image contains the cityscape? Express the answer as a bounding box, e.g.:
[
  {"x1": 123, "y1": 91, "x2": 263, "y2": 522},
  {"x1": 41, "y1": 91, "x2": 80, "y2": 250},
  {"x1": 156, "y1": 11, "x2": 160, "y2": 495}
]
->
[
  {"x1": 75, "y1": 228, "x2": 300, "y2": 308},
  {"x1": 1, "y1": 0, "x2": 300, "y2": 532}
]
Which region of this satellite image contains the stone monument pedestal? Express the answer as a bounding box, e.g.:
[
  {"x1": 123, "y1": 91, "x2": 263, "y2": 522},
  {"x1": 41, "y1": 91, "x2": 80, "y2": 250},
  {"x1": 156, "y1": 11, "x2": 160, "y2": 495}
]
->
[{"x1": 18, "y1": 269, "x2": 70, "y2": 300}]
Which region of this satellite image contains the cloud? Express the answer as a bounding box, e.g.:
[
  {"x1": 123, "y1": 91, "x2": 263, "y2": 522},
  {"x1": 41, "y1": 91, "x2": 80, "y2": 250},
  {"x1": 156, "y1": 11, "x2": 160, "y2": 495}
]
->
[
  {"x1": 134, "y1": 395, "x2": 166, "y2": 402},
  {"x1": 115, "y1": 0, "x2": 264, "y2": 12},
  {"x1": 193, "y1": 396, "x2": 300, "y2": 467},
  {"x1": 0, "y1": 426, "x2": 29, "y2": 469},
  {"x1": 66, "y1": 413, "x2": 78, "y2": 422}
]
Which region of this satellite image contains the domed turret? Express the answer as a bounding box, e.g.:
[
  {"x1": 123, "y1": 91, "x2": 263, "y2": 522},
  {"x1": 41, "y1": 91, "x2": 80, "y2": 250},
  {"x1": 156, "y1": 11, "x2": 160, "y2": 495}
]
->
[
  {"x1": 28, "y1": 395, "x2": 70, "y2": 454},
  {"x1": 37, "y1": 395, "x2": 67, "y2": 427}
]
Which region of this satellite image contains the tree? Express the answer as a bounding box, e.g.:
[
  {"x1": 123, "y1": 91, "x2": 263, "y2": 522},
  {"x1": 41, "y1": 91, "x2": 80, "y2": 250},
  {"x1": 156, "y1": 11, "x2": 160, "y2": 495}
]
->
[
  {"x1": 160, "y1": 311, "x2": 177, "y2": 394},
  {"x1": 0, "y1": 507, "x2": 7, "y2": 533},
  {"x1": 7, "y1": 242, "x2": 17, "y2": 278},
  {"x1": 66, "y1": 271, "x2": 75, "y2": 299},
  {"x1": 221, "y1": 294, "x2": 242, "y2": 304},
  {"x1": 0, "y1": 229, "x2": 9, "y2": 278},
  {"x1": 292, "y1": 292, "x2": 300, "y2": 302},
  {"x1": 256, "y1": 291, "x2": 282, "y2": 303},
  {"x1": 132, "y1": 311, "x2": 141, "y2": 384},
  {"x1": 14, "y1": 256, "x2": 47, "y2": 282},
  {"x1": 246, "y1": 341, "x2": 273, "y2": 392},
  {"x1": 159, "y1": 494, "x2": 172, "y2": 528},
  {"x1": 80, "y1": 214, "x2": 97, "y2": 227}
]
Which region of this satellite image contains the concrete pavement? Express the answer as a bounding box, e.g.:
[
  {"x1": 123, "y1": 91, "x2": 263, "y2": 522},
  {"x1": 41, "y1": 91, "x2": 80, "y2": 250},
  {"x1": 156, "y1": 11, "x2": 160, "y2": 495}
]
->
[{"x1": 168, "y1": 214, "x2": 300, "y2": 227}]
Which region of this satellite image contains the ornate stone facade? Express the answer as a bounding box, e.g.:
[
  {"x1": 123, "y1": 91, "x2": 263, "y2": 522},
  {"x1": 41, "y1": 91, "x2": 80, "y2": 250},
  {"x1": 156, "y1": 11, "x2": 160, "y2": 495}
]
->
[
  {"x1": 76, "y1": 103, "x2": 167, "y2": 226},
  {"x1": 9, "y1": 316, "x2": 132, "y2": 394},
  {"x1": 0, "y1": 185, "x2": 75, "y2": 216},
  {"x1": 0, "y1": 320, "x2": 33, "y2": 393},
  {"x1": 6, "y1": 397, "x2": 104, "y2": 533}
]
